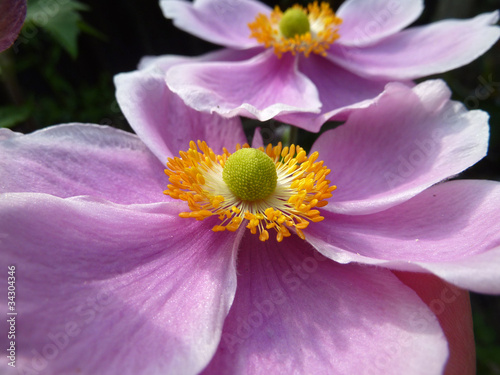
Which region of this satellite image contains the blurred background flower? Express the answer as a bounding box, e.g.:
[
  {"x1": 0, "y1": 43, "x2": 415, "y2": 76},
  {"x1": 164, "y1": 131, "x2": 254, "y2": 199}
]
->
[{"x1": 1, "y1": 0, "x2": 499, "y2": 373}]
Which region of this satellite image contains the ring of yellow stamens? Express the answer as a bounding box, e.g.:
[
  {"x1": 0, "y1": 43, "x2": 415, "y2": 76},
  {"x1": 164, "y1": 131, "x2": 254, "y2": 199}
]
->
[
  {"x1": 164, "y1": 141, "x2": 336, "y2": 242},
  {"x1": 248, "y1": 1, "x2": 342, "y2": 58}
]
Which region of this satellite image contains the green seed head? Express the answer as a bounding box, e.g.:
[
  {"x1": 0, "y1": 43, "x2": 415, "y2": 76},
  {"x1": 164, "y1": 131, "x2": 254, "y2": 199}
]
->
[
  {"x1": 279, "y1": 8, "x2": 310, "y2": 39},
  {"x1": 222, "y1": 148, "x2": 278, "y2": 201}
]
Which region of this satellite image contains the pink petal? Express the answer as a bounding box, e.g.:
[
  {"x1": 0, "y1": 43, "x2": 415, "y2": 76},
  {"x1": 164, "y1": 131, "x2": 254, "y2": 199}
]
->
[
  {"x1": 0, "y1": 0, "x2": 26, "y2": 52},
  {"x1": 395, "y1": 272, "x2": 475, "y2": 375},
  {"x1": 250, "y1": 127, "x2": 264, "y2": 148},
  {"x1": 312, "y1": 80, "x2": 489, "y2": 215},
  {"x1": 0, "y1": 127, "x2": 22, "y2": 141},
  {"x1": 307, "y1": 180, "x2": 500, "y2": 294},
  {"x1": 138, "y1": 47, "x2": 262, "y2": 71},
  {"x1": 166, "y1": 49, "x2": 321, "y2": 122},
  {"x1": 115, "y1": 54, "x2": 246, "y2": 165},
  {"x1": 0, "y1": 124, "x2": 168, "y2": 204},
  {"x1": 160, "y1": 0, "x2": 269, "y2": 49},
  {"x1": 336, "y1": 0, "x2": 423, "y2": 46},
  {"x1": 202, "y1": 234, "x2": 448, "y2": 374},
  {"x1": 420, "y1": 246, "x2": 500, "y2": 295},
  {"x1": 275, "y1": 54, "x2": 389, "y2": 132},
  {"x1": 329, "y1": 11, "x2": 500, "y2": 80},
  {"x1": 0, "y1": 193, "x2": 240, "y2": 375}
]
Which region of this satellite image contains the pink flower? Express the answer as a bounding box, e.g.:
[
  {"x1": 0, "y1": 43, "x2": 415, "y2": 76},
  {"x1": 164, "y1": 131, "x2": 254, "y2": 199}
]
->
[
  {"x1": 0, "y1": 0, "x2": 27, "y2": 52},
  {"x1": 159, "y1": 0, "x2": 499, "y2": 131},
  {"x1": 0, "y1": 76, "x2": 498, "y2": 374}
]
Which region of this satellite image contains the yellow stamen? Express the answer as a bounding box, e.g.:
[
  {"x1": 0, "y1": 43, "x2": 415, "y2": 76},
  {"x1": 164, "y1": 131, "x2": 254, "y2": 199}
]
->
[
  {"x1": 248, "y1": 2, "x2": 342, "y2": 58},
  {"x1": 164, "y1": 141, "x2": 336, "y2": 242}
]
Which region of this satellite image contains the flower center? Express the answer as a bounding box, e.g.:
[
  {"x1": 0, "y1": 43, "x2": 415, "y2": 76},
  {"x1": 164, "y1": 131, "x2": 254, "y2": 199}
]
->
[
  {"x1": 248, "y1": 1, "x2": 342, "y2": 58},
  {"x1": 163, "y1": 141, "x2": 336, "y2": 242},
  {"x1": 279, "y1": 8, "x2": 310, "y2": 38},
  {"x1": 222, "y1": 148, "x2": 278, "y2": 201}
]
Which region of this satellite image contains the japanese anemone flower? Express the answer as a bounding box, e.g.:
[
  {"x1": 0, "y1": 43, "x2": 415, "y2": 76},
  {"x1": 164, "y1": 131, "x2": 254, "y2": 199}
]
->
[
  {"x1": 1, "y1": 76, "x2": 499, "y2": 375},
  {"x1": 0, "y1": 0, "x2": 26, "y2": 52},
  {"x1": 158, "y1": 0, "x2": 500, "y2": 132}
]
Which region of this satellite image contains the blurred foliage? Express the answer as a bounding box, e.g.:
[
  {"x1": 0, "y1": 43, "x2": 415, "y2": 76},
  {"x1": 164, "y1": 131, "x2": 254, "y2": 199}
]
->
[
  {"x1": 473, "y1": 293, "x2": 500, "y2": 374},
  {"x1": 0, "y1": 0, "x2": 499, "y2": 372},
  {"x1": 25, "y1": 0, "x2": 90, "y2": 58},
  {"x1": 0, "y1": 102, "x2": 32, "y2": 128}
]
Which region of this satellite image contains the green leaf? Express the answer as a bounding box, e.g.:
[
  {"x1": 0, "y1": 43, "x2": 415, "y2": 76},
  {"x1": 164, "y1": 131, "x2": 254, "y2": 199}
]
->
[
  {"x1": 25, "y1": 0, "x2": 89, "y2": 58},
  {"x1": 0, "y1": 103, "x2": 32, "y2": 128},
  {"x1": 77, "y1": 20, "x2": 108, "y2": 42}
]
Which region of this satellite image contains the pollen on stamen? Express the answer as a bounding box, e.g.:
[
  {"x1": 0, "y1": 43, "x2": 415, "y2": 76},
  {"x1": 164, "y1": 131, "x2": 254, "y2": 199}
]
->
[
  {"x1": 248, "y1": 1, "x2": 342, "y2": 58},
  {"x1": 163, "y1": 141, "x2": 336, "y2": 242}
]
